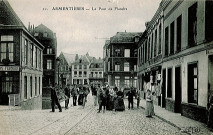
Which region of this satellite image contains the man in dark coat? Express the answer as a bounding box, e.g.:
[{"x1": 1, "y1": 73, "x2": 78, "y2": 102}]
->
[
  {"x1": 71, "y1": 85, "x2": 78, "y2": 106},
  {"x1": 64, "y1": 84, "x2": 71, "y2": 109},
  {"x1": 126, "y1": 88, "x2": 135, "y2": 110},
  {"x1": 50, "y1": 84, "x2": 62, "y2": 112}
]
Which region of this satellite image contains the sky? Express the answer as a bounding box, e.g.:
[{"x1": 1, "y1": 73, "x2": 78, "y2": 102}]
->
[{"x1": 8, "y1": 0, "x2": 161, "y2": 58}]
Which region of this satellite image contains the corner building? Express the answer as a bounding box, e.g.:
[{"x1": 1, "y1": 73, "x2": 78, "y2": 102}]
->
[
  {"x1": 0, "y1": 0, "x2": 44, "y2": 109},
  {"x1": 138, "y1": 0, "x2": 213, "y2": 123}
]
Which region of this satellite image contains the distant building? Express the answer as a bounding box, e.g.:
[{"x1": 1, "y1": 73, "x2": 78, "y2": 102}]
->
[
  {"x1": 58, "y1": 52, "x2": 75, "y2": 86},
  {"x1": 0, "y1": 0, "x2": 44, "y2": 109},
  {"x1": 89, "y1": 57, "x2": 104, "y2": 85},
  {"x1": 103, "y1": 32, "x2": 142, "y2": 90},
  {"x1": 71, "y1": 53, "x2": 93, "y2": 85}
]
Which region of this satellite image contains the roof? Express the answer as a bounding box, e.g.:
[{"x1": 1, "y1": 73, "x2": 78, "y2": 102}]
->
[
  {"x1": 60, "y1": 52, "x2": 76, "y2": 66},
  {"x1": 110, "y1": 32, "x2": 143, "y2": 43}
]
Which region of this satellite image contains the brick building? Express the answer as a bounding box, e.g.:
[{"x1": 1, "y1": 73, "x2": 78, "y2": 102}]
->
[
  {"x1": 103, "y1": 32, "x2": 142, "y2": 90},
  {"x1": 0, "y1": 0, "x2": 44, "y2": 109}
]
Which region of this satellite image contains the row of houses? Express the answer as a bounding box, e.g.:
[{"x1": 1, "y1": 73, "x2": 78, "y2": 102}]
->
[
  {"x1": 58, "y1": 52, "x2": 104, "y2": 87},
  {"x1": 103, "y1": 0, "x2": 213, "y2": 123}
]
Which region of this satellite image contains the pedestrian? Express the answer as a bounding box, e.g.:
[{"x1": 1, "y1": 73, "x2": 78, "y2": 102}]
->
[
  {"x1": 145, "y1": 89, "x2": 154, "y2": 117},
  {"x1": 97, "y1": 86, "x2": 107, "y2": 113},
  {"x1": 50, "y1": 83, "x2": 62, "y2": 112},
  {"x1": 136, "y1": 90, "x2": 141, "y2": 108},
  {"x1": 64, "y1": 84, "x2": 71, "y2": 109},
  {"x1": 207, "y1": 94, "x2": 213, "y2": 129},
  {"x1": 114, "y1": 89, "x2": 125, "y2": 111},
  {"x1": 78, "y1": 85, "x2": 84, "y2": 105},
  {"x1": 71, "y1": 85, "x2": 78, "y2": 106},
  {"x1": 126, "y1": 88, "x2": 135, "y2": 110},
  {"x1": 91, "y1": 84, "x2": 98, "y2": 106}
]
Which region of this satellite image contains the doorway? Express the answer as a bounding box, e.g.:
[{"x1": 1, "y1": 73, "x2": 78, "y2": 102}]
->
[
  {"x1": 162, "y1": 69, "x2": 166, "y2": 108},
  {"x1": 175, "y1": 66, "x2": 181, "y2": 113}
]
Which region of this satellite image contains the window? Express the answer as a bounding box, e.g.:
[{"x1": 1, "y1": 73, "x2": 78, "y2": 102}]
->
[
  {"x1": 24, "y1": 40, "x2": 28, "y2": 65},
  {"x1": 47, "y1": 48, "x2": 52, "y2": 54},
  {"x1": 170, "y1": 22, "x2": 174, "y2": 55},
  {"x1": 84, "y1": 65, "x2": 87, "y2": 69},
  {"x1": 125, "y1": 76, "x2": 130, "y2": 87},
  {"x1": 47, "y1": 60, "x2": 52, "y2": 69},
  {"x1": 0, "y1": 35, "x2": 14, "y2": 62},
  {"x1": 34, "y1": 46, "x2": 37, "y2": 67},
  {"x1": 134, "y1": 77, "x2": 137, "y2": 87},
  {"x1": 134, "y1": 49, "x2": 137, "y2": 57},
  {"x1": 151, "y1": 34, "x2": 153, "y2": 58},
  {"x1": 31, "y1": 44, "x2": 33, "y2": 66},
  {"x1": 79, "y1": 71, "x2": 82, "y2": 77},
  {"x1": 124, "y1": 62, "x2": 130, "y2": 71},
  {"x1": 84, "y1": 79, "x2": 87, "y2": 85},
  {"x1": 24, "y1": 76, "x2": 27, "y2": 99},
  {"x1": 115, "y1": 62, "x2": 120, "y2": 71},
  {"x1": 188, "y1": 2, "x2": 197, "y2": 47},
  {"x1": 167, "y1": 68, "x2": 172, "y2": 98},
  {"x1": 154, "y1": 29, "x2": 157, "y2": 57},
  {"x1": 205, "y1": 1, "x2": 213, "y2": 41},
  {"x1": 115, "y1": 76, "x2": 120, "y2": 87},
  {"x1": 134, "y1": 65, "x2": 137, "y2": 71},
  {"x1": 115, "y1": 49, "x2": 121, "y2": 57},
  {"x1": 34, "y1": 33, "x2": 39, "y2": 36},
  {"x1": 38, "y1": 50, "x2": 41, "y2": 69},
  {"x1": 79, "y1": 65, "x2": 82, "y2": 69},
  {"x1": 84, "y1": 71, "x2": 87, "y2": 77},
  {"x1": 39, "y1": 77, "x2": 41, "y2": 95},
  {"x1": 124, "y1": 49, "x2": 130, "y2": 57},
  {"x1": 35, "y1": 77, "x2": 37, "y2": 96},
  {"x1": 158, "y1": 24, "x2": 162, "y2": 54},
  {"x1": 43, "y1": 32, "x2": 48, "y2": 37},
  {"x1": 74, "y1": 71, "x2": 77, "y2": 77},
  {"x1": 1, "y1": 77, "x2": 13, "y2": 93},
  {"x1": 165, "y1": 27, "x2": 169, "y2": 56},
  {"x1": 74, "y1": 65, "x2": 77, "y2": 69},
  {"x1": 30, "y1": 77, "x2": 32, "y2": 97},
  {"x1": 177, "y1": 15, "x2": 182, "y2": 52},
  {"x1": 188, "y1": 63, "x2": 198, "y2": 104},
  {"x1": 99, "y1": 72, "x2": 102, "y2": 78}
]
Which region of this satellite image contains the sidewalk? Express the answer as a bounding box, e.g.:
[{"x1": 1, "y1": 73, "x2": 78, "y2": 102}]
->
[{"x1": 138, "y1": 98, "x2": 213, "y2": 134}]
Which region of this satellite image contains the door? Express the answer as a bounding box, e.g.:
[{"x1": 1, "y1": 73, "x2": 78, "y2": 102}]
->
[
  {"x1": 175, "y1": 67, "x2": 181, "y2": 113},
  {"x1": 162, "y1": 69, "x2": 166, "y2": 108}
]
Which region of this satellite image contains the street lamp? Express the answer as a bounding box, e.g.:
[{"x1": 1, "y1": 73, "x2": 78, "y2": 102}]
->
[{"x1": 56, "y1": 57, "x2": 61, "y2": 86}]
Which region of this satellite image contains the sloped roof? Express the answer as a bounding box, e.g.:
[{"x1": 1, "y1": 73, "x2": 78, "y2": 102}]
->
[
  {"x1": 0, "y1": 0, "x2": 25, "y2": 26},
  {"x1": 61, "y1": 52, "x2": 76, "y2": 66},
  {"x1": 110, "y1": 32, "x2": 142, "y2": 43}
]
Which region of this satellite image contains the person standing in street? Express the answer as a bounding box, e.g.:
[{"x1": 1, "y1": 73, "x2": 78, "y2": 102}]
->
[
  {"x1": 50, "y1": 83, "x2": 62, "y2": 112},
  {"x1": 136, "y1": 90, "x2": 141, "y2": 108},
  {"x1": 71, "y1": 85, "x2": 78, "y2": 106},
  {"x1": 126, "y1": 88, "x2": 135, "y2": 110},
  {"x1": 145, "y1": 89, "x2": 154, "y2": 117},
  {"x1": 207, "y1": 94, "x2": 213, "y2": 129},
  {"x1": 64, "y1": 84, "x2": 71, "y2": 109},
  {"x1": 97, "y1": 86, "x2": 106, "y2": 113},
  {"x1": 91, "y1": 84, "x2": 98, "y2": 106}
]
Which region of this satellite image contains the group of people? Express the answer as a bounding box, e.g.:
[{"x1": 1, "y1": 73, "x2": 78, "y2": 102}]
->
[
  {"x1": 91, "y1": 84, "x2": 142, "y2": 113},
  {"x1": 50, "y1": 83, "x2": 90, "y2": 112}
]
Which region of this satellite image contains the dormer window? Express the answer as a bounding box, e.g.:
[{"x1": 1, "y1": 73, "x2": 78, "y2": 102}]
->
[
  {"x1": 34, "y1": 33, "x2": 39, "y2": 36},
  {"x1": 43, "y1": 32, "x2": 48, "y2": 37},
  {"x1": 47, "y1": 48, "x2": 52, "y2": 54},
  {"x1": 79, "y1": 59, "x2": 82, "y2": 63},
  {"x1": 135, "y1": 36, "x2": 140, "y2": 42}
]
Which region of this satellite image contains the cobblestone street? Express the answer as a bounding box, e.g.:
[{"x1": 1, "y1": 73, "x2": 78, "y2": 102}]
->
[{"x1": 0, "y1": 94, "x2": 190, "y2": 135}]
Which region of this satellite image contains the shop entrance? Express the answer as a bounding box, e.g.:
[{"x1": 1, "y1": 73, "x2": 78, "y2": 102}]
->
[{"x1": 208, "y1": 55, "x2": 213, "y2": 100}]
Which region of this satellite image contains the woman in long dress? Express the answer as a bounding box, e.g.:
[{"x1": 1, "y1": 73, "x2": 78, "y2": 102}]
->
[
  {"x1": 145, "y1": 89, "x2": 154, "y2": 117},
  {"x1": 114, "y1": 90, "x2": 125, "y2": 111}
]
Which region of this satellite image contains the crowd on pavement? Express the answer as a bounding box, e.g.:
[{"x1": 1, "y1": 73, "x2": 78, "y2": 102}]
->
[{"x1": 49, "y1": 82, "x2": 213, "y2": 130}]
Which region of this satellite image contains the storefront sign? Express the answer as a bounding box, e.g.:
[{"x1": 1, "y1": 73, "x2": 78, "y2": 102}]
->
[{"x1": 0, "y1": 66, "x2": 19, "y2": 71}]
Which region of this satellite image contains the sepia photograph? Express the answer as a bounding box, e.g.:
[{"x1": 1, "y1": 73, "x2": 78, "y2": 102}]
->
[{"x1": 0, "y1": 0, "x2": 213, "y2": 134}]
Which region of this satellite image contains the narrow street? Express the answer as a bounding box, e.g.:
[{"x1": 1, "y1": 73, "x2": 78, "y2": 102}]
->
[{"x1": 0, "y1": 94, "x2": 185, "y2": 135}]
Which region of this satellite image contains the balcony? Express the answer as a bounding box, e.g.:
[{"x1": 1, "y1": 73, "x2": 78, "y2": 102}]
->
[{"x1": 89, "y1": 74, "x2": 103, "y2": 79}]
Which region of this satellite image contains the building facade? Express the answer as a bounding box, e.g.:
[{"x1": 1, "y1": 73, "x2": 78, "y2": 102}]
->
[
  {"x1": 0, "y1": 0, "x2": 44, "y2": 109},
  {"x1": 71, "y1": 53, "x2": 92, "y2": 85},
  {"x1": 138, "y1": 0, "x2": 213, "y2": 123},
  {"x1": 103, "y1": 32, "x2": 142, "y2": 90},
  {"x1": 57, "y1": 52, "x2": 75, "y2": 87},
  {"x1": 89, "y1": 57, "x2": 104, "y2": 85},
  {"x1": 32, "y1": 24, "x2": 57, "y2": 109}
]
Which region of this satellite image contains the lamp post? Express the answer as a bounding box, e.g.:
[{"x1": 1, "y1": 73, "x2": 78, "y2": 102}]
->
[{"x1": 56, "y1": 57, "x2": 60, "y2": 86}]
